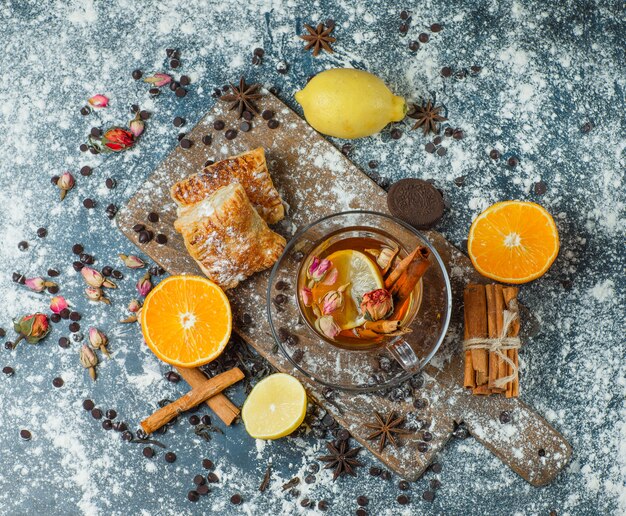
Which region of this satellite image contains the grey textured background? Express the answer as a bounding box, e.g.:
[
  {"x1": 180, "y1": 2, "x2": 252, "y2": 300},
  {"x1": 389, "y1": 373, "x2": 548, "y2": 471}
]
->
[{"x1": 0, "y1": 1, "x2": 624, "y2": 515}]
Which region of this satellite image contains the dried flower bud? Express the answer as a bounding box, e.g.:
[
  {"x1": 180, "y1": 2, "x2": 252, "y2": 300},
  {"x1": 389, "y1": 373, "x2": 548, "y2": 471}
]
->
[
  {"x1": 307, "y1": 257, "x2": 332, "y2": 282},
  {"x1": 102, "y1": 278, "x2": 117, "y2": 289},
  {"x1": 57, "y1": 172, "x2": 75, "y2": 200},
  {"x1": 143, "y1": 73, "x2": 172, "y2": 87},
  {"x1": 321, "y1": 267, "x2": 338, "y2": 286},
  {"x1": 119, "y1": 254, "x2": 145, "y2": 269},
  {"x1": 300, "y1": 287, "x2": 313, "y2": 307},
  {"x1": 85, "y1": 286, "x2": 110, "y2": 304},
  {"x1": 101, "y1": 127, "x2": 135, "y2": 152},
  {"x1": 50, "y1": 296, "x2": 69, "y2": 314},
  {"x1": 320, "y1": 284, "x2": 349, "y2": 315},
  {"x1": 136, "y1": 271, "x2": 152, "y2": 297},
  {"x1": 80, "y1": 344, "x2": 98, "y2": 380},
  {"x1": 81, "y1": 267, "x2": 104, "y2": 287},
  {"x1": 315, "y1": 315, "x2": 341, "y2": 340},
  {"x1": 129, "y1": 117, "x2": 144, "y2": 138},
  {"x1": 87, "y1": 94, "x2": 109, "y2": 108},
  {"x1": 12, "y1": 313, "x2": 50, "y2": 345},
  {"x1": 127, "y1": 299, "x2": 142, "y2": 313},
  {"x1": 376, "y1": 247, "x2": 397, "y2": 270},
  {"x1": 88, "y1": 327, "x2": 110, "y2": 358},
  {"x1": 24, "y1": 277, "x2": 46, "y2": 292},
  {"x1": 360, "y1": 288, "x2": 393, "y2": 321}
]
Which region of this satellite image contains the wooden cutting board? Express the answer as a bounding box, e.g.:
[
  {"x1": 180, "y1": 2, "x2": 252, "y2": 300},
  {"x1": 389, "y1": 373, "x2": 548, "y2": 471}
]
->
[{"x1": 116, "y1": 92, "x2": 571, "y2": 484}]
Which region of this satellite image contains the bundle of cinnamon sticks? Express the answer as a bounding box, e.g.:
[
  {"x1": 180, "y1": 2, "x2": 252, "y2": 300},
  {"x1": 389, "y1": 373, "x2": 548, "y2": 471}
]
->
[{"x1": 463, "y1": 283, "x2": 521, "y2": 397}]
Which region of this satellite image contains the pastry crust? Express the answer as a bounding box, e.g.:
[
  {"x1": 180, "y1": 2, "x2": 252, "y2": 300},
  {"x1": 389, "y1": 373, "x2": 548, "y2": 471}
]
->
[
  {"x1": 174, "y1": 183, "x2": 286, "y2": 290},
  {"x1": 171, "y1": 147, "x2": 284, "y2": 224}
]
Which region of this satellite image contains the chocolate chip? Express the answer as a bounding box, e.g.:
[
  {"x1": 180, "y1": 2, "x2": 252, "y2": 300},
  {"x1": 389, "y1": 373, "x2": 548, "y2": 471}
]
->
[
  {"x1": 441, "y1": 67, "x2": 452, "y2": 77},
  {"x1": 79, "y1": 144, "x2": 89, "y2": 152},
  {"x1": 0, "y1": 328, "x2": 5, "y2": 338},
  {"x1": 121, "y1": 431, "x2": 133, "y2": 441},
  {"x1": 138, "y1": 230, "x2": 153, "y2": 243},
  {"x1": 455, "y1": 69, "x2": 467, "y2": 79},
  {"x1": 80, "y1": 106, "x2": 90, "y2": 116},
  {"x1": 170, "y1": 58, "x2": 180, "y2": 68},
  {"x1": 105, "y1": 177, "x2": 116, "y2": 189},
  {"x1": 225, "y1": 129, "x2": 237, "y2": 140},
  {"x1": 337, "y1": 429, "x2": 350, "y2": 441},
  {"x1": 4, "y1": 342, "x2": 13, "y2": 350},
  {"x1": 431, "y1": 23, "x2": 442, "y2": 32},
  {"x1": 267, "y1": 119, "x2": 279, "y2": 129},
  {"x1": 59, "y1": 337, "x2": 70, "y2": 348},
  {"x1": 202, "y1": 458, "x2": 215, "y2": 470},
  {"x1": 301, "y1": 498, "x2": 312, "y2": 508},
  {"x1": 83, "y1": 198, "x2": 95, "y2": 209},
  {"x1": 253, "y1": 47, "x2": 265, "y2": 57},
  {"x1": 436, "y1": 146, "x2": 447, "y2": 157},
  {"x1": 166, "y1": 48, "x2": 177, "y2": 58},
  {"x1": 397, "y1": 494, "x2": 410, "y2": 505},
  {"x1": 113, "y1": 421, "x2": 127, "y2": 432},
  {"x1": 409, "y1": 40, "x2": 420, "y2": 51},
  {"x1": 132, "y1": 224, "x2": 145, "y2": 233},
  {"x1": 170, "y1": 81, "x2": 180, "y2": 92},
  {"x1": 102, "y1": 419, "x2": 113, "y2": 430},
  {"x1": 193, "y1": 474, "x2": 205, "y2": 485},
  {"x1": 430, "y1": 478, "x2": 442, "y2": 489},
  {"x1": 79, "y1": 165, "x2": 93, "y2": 177},
  {"x1": 357, "y1": 496, "x2": 369, "y2": 506},
  {"x1": 423, "y1": 431, "x2": 433, "y2": 442},
  {"x1": 387, "y1": 178, "x2": 445, "y2": 229},
  {"x1": 101, "y1": 266, "x2": 113, "y2": 277},
  {"x1": 105, "y1": 409, "x2": 117, "y2": 420},
  {"x1": 368, "y1": 160, "x2": 378, "y2": 169},
  {"x1": 173, "y1": 117, "x2": 185, "y2": 127},
  {"x1": 175, "y1": 87, "x2": 187, "y2": 97},
  {"x1": 132, "y1": 69, "x2": 142, "y2": 80},
  {"x1": 470, "y1": 65, "x2": 482, "y2": 74},
  {"x1": 399, "y1": 23, "x2": 409, "y2": 34},
  {"x1": 179, "y1": 75, "x2": 191, "y2": 86},
  {"x1": 91, "y1": 408, "x2": 103, "y2": 420},
  {"x1": 240, "y1": 121, "x2": 251, "y2": 132},
  {"x1": 180, "y1": 138, "x2": 192, "y2": 149},
  {"x1": 431, "y1": 462, "x2": 442, "y2": 474},
  {"x1": 47, "y1": 285, "x2": 59, "y2": 294},
  {"x1": 213, "y1": 120, "x2": 225, "y2": 130},
  {"x1": 538, "y1": 448, "x2": 546, "y2": 457},
  {"x1": 90, "y1": 127, "x2": 102, "y2": 138},
  {"x1": 200, "y1": 415, "x2": 211, "y2": 426},
  {"x1": 433, "y1": 136, "x2": 443, "y2": 145},
  {"x1": 507, "y1": 156, "x2": 519, "y2": 168},
  {"x1": 425, "y1": 142, "x2": 436, "y2": 153},
  {"x1": 304, "y1": 474, "x2": 316, "y2": 484},
  {"x1": 202, "y1": 135, "x2": 212, "y2": 145},
  {"x1": 262, "y1": 110, "x2": 274, "y2": 120},
  {"x1": 422, "y1": 490, "x2": 435, "y2": 502},
  {"x1": 146, "y1": 212, "x2": 159, "y2": 223},
  {"x1": 318, "y1": 500, "x2": 329, "y2": 511},
  {"x1": 189, "y1": 415, "x2": 200, "y2": 426},
  {"x1": 69, "y1": 311, "x2": 81, "y2": 321},
  {"x1": 369, "y1": 466, "x2": 381, "y2": 476},
  {"x1": 197, "y1": 484, "x2": 210, "y2": 495},
  {"x1": 417, "y1": 441, "x2": 429, "y2": 452},
  {"x1": 534, "y1": 180, "x2": 547, "y2": 195},
  {"x1": 20, "y1": 429, "x2": 31, "y2": 441},
  {"x1": 204, "y1": 160, "x2": 214, "y2": 167},
  {"x1": 3, "y1": 366, "x2": 14, "y2": 376},
  {"x1": 580, "y1": 121, "x2": 593, "y2": 133},
  {"x1": 17, "y1": 241, "x2": 28, "y2": 251},
  {"x1": 453, "y1": 129, "x2": 464, "y2": 140},
  {"x1": 12, "y1": 272, "x2": 25, "y2": 283},
  {"x1": 60, "y1": 308, "x2": 70, "y2": 320},
  {"x1": 148, "y1": 87, "x2": 160, "y2": 96},
  {"x1": 207, "y1": 472, "x2": 219, "y2": 483},
  {"x1": 143, "y1": 447, "x2": 154, "y2": 458},
  {"x1": 177, "y1": 132, "x2": 186, "y2": 141},
  {"x1": 418, "y1": 33, "x2": 429, "y2": 43},
  {"x1": 276, "y1": 61, "x2": 288, "y2": 74},
  {"x1": 230, "y1": 494, "x2": 242, "y2": 505},
  {"x1": 341, "y1": 143, "x2": 353, "y2": 155},
  {"x1": 164, "y1": 452, "x2": 176, "y2": 463},
  {"x1": 391, "y1": 128, "x2": 403, "y2": 139},
  {"x1": 165, "y1": 371, "x2": 181, "y2": 383},
  {"x1": 242, "y1": 110, "x2": 253, "y2": 121},
  {"x1": 79, "y1": 253, "x2": 94, "y2": 264},
  {"x1": 68, "y1": 322, "x2": 80, "y2": 333},
  {"x1": 499, "y1": 411, "x2": 511, "y2": 424},
  {"x1": 489, "y1": 149, "x2": 500, "y2": 160},
  {"x1": 398, "y1": 480, "x2": 410, "y2": 490},
  {"x1": 400, "y1": 10, "x2": 409, "y2": 19}
]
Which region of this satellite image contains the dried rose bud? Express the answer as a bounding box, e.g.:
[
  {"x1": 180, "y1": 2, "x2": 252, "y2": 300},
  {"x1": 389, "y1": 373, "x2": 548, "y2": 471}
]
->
[
  {"x1": 315, "y1": 315, "x2": 341, "y2": 340},
  {"x1": 320, "y1": 284, "x2": 349, "y2": 315},
  {"x1": 300, "y1": 287, "x2": 313, "y2": 307},
  {"x1": 307, "y1": 257, "x2": 332, "y2": 282},
  {"x1": 321, "y1": 267, "x2": 338, "y2": 286},
  {"x1": 80, "y1": 344, "x2": 98, "y2": 380},
  {"x1": 12, "y1": 313, "x2": 50, "y2": 345},
  {"x1": 102, "y1": 278, "x2": 117, "y2": 289},
  {"x1": 136, "y1": 271, "x2": 152, "y2": 297},
  {"x1": 57, "y1": 172, "x2": 75, "y2": 200},
  {"x1": 101, "y1": 127, "x2": 135, "y2": 152},
  {"x1": 360, "y1": 288, "x2": 393, "y2": 321},
  {"x1": 127, "y1": 299, "x2": 142, "y2": 313},
  {"x1": 143, "y1": 73, "x2": 172, "y2": 87},
  {"x1": 85, "y1": 286, "x2": 110, "y2": 304},
  {"x1": 119, "y1": 254, "x2": 145, "y2": 269},
  {"x1": 129, "y1": 116, "x2": 144, "y2": 138},
  {"x1": 24, "y1": 277, "x2": 56, "y2": 293},
  {"x1": 50, "y1": 296, "x2": 69, "y2": 314},
  {"x1": 87, "y1": 94, "x2": 109, "y2": 108},
  {"x1": 88, "y1": 327, "x2": 110, "y2": 358},
  {"x1": 81, "y1": 267, "x2": 104, "y2": 287}
]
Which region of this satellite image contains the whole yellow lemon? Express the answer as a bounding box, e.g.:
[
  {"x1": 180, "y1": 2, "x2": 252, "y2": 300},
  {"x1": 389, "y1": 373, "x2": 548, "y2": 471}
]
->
[{"x1": 295, "y1": 68, "x2": 406, "y2": 139}]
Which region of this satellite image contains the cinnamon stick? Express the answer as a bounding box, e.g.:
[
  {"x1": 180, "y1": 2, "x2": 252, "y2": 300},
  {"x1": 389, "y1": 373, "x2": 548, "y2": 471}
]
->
[
  {"x1": 463, "y1": 284, "x2": 489, "y2": 387},
  {"x1": 486, "y1": 285, "x2": 505, "y2": 393},
  {"x1": 494, "y1": 284, "x2": 508, "y2": 384},
  {"x1": 384, "y1": 246, "x2": 430, "y2": 289},
  {"x1": 176, "y1": 366, "x2": 240, "y2": 425},
  {"x1": 502, "y1": 287, "x2": 520, "y2": 397},
  {"x1": 141, "y1": 367, "x2": 244, "y2": 434}
]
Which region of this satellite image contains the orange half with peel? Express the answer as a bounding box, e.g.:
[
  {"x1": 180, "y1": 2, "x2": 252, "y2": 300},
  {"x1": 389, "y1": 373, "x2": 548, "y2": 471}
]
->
[
  {"x1": 468, "y1": 201, "x2": 559, "y2": 284},
  {"x1": 140, "y1": 275, "x2": 232, "y2": 367}
]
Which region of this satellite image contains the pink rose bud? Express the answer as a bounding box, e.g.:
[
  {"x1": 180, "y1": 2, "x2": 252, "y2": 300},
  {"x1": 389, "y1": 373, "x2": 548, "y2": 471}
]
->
[
  {"x1": 129, "y1": 117, "x2": 144, "y2": 138},
  {"x1": 57, "y1": 172, "x2": 75, "y2": 200},
  {"x1": 12, "y1": 312, "x2": 50, "y2": 346},
  {"x1": 322, "y1": 267, "x2": 338, "y2": 286},
  {"x1": 24, "y1": 277, "x2": 46, "y2": 292},
  {"x1": 80, "y1": 344, "x2": 98, "y2": 380},
  {"x1": 119, "y1": 254, "x2": 145, "y2": 269},
  {"x1": 88, "y1": 327, "x2": 110, "y2": 358},
  {"x1": 50, "y1": 296, "x2": 69, "y2": 314},
  {"x1": 315, "y1": 315, "x2": 341, "y2": 340},
  {"x1": 307, "y1": 257, "x2": 332, "y2": 282},
  {"x1": 81, "y1": 267, "x2": 104, "y2": 287},
  {"x1": 101, "y1": 127, "x2": 135, "y2": 152},
  {"x1": 360, "y1": 288, "x2": 394, "y2": 321},
  {"x1": 320, "y1": 284, "x2": 349, "y2": 315},
  {"x1": 300, "y1": 287, "x2": 313, "y2": 307},
  {"x1": 127, "y1": 299, "x2": 142, "y2": 313},
  {"x1": 136, "y1": 272, "x2": 152, "y2": 297},
  {"x1": 143, "y1": 73, "x2": 172, "y2": 87},
  {"x1": 87, "y1": 94, "x2": 109, "y2": 108},
  {"x1": 85, "y1": 287, "x2": 110, "y2": 304}
]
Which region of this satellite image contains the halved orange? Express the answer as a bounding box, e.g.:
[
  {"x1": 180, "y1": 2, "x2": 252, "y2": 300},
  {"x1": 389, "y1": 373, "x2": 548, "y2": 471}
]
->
[
  {"x1": 468, "y1": 201, "x2": 559, "y2": 284},
  {"x1": 140, "y1": 275, "x2": 232, "y2": 367}
]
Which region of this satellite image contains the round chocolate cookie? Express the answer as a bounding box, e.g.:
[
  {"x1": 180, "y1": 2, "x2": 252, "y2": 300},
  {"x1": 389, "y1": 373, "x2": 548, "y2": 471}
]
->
[{"x1": 387, "y1": 179, "x2": 445, "y2": 229}]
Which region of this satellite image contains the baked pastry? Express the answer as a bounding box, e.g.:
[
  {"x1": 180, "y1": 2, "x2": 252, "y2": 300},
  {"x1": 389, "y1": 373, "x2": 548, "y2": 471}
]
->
[
  {"x1": 174, "y1": 183, "x2": 286, "y2": 290},
  {"x1": 171, "y1": 147, "x2": 284, "y2": 224}
]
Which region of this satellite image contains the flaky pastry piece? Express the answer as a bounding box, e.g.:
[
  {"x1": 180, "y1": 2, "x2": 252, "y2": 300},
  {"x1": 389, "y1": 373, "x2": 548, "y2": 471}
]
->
[
  {"x1": 174, "y1": 183, "x2": 286, "y2": 290},
  {"x1": 171, "y1": 147, "x2": 284, "y2": 225}
]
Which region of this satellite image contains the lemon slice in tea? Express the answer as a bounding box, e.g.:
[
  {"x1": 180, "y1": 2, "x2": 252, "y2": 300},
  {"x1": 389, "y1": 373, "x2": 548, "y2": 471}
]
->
[
  {"x1": 311, "y1": 249, "x2": 384, "y2": 330},
  {"x1": 242, "y1": 373, "x2": 307, "y2": 439}
]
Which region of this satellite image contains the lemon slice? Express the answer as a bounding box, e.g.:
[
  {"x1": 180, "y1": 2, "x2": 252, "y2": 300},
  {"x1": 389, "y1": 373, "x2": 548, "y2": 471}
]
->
[
  {"x1": 311, "y1": 250, "x2": 384, "y2": 330},
  {"x1": 242, "y1": 373, "x2": 307, "y2": 440}
]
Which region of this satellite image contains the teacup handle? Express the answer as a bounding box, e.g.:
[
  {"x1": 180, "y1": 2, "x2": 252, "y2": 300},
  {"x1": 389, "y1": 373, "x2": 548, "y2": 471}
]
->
[{"x1": 386, "y1": 338, "x2": 420, "y2": 372}]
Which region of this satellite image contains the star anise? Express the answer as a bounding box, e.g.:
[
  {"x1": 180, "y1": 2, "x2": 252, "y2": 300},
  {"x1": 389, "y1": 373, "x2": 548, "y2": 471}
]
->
[
  {"x1": 318, "y1": 439, "x2": 363, "y2": 481},
  {"x1": 300, "y1": 23, "x2": 336, "y2": 56},
  {"x1": 364, "y1": 412, "x2": 412, "y2": 453},
  {"x1": 219, "y1": 77, "x2": 262, "y2": 118},
  {"x1": 408, "y1": 100, "x2": 447, "y2": 135}
]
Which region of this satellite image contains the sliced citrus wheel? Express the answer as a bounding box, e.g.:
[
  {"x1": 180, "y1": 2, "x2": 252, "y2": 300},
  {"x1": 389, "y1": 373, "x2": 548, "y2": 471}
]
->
[
  {"x1": 140, "y1": 275, "x2": 232, "y2": 367},
  {"x1": 241, "y1": 373, "x2": 307, "y2": 439},
  {"x1": 468, "y1": 201, "x2": 559, "y2": 284},
  {"x1": 311, "y1": 249, "x2": 384, "y2": 330}
]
